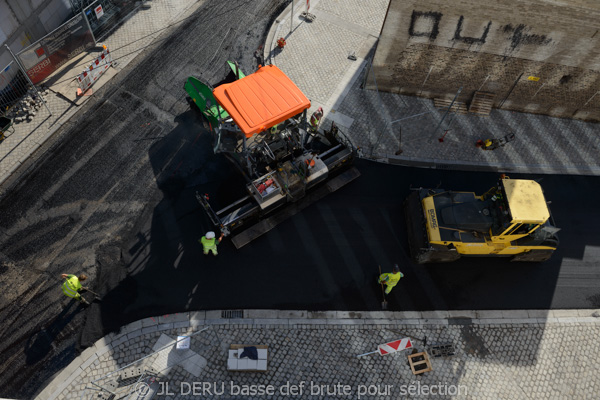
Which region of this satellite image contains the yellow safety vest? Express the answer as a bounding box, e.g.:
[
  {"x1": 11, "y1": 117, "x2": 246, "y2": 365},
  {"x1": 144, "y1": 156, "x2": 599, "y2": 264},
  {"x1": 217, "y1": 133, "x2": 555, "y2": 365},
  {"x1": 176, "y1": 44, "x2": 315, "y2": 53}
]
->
[
  {"x1": 381, "y1": 272, "x2": 403, "y2": 286},
  {"x1": 62, "y1": 275, "x2": 81, "y2": 298},
  {"x1": 201, "y1": 236, "x2": 217, "y2": 251}
]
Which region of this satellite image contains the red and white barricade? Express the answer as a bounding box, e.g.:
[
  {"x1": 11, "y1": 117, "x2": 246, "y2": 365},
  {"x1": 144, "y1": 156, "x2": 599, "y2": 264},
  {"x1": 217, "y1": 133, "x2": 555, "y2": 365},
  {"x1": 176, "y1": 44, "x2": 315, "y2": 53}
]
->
[
  {"x1": 357, "y1": 337, "x2": 413, "y2": 358},
  {"x1": 378, "y1": 338, "x2": 412, "y2": 355},
  {"x1": 77, "y1": 46, "x2": 113, "y2": 95}
]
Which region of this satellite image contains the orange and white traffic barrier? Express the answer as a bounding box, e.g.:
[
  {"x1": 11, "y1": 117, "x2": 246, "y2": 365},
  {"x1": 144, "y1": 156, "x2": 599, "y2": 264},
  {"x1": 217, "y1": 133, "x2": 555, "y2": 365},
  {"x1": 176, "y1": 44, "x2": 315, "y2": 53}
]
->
[
  {"x1": 357, "y1": 337, "x2": 413, "y2": 358},
  {"x1": 77, "y1": 46, "x2": 113, "y2": 95}
]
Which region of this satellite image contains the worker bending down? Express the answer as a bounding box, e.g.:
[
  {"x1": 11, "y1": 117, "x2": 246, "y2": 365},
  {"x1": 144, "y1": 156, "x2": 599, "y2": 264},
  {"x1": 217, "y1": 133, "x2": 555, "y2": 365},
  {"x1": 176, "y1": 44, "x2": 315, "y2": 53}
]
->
[
  {"x1": 61, "y1": 273, "x2": 90, "y2": 305},
  {"x1": 378, "y1": 264, "x2": 404, "y2": 295},
  {"x1": 200, "y1": 231, "x2": 225, "y2": 255}
]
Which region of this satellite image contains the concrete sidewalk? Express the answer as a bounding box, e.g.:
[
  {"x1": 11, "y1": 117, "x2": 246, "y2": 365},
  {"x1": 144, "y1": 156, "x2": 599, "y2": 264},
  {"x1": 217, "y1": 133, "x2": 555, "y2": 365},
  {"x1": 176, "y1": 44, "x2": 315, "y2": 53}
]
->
[
  {"x1": 35, "y1": 309, "x2": 600, "y2": 399},
  {"x1": 267, "y1": 0, "x2": 600, "y2": 176}
]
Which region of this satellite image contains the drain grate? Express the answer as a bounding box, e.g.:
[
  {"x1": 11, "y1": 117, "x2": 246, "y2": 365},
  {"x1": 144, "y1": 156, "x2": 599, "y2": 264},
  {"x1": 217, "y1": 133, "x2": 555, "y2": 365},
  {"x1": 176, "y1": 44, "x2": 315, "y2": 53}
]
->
[{"x1": 222, "y1": 310, "x2": 244, "y2": 319}]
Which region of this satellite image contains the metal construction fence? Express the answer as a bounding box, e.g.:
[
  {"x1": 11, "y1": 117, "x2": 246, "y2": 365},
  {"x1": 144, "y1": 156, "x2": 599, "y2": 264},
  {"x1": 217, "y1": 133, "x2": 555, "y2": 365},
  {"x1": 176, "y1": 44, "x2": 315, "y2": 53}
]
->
[
  {"x1": 0, "y1": 58, "x2": 50, "y2": 121},
  {"x1": 17, "y1": 12, "x2": 96, "y2": 85},
  {"x1": 75, "y1": 0, "x2": 143, "y2": 42},
  {"x1": 0, "y1": 0, "x2": 146, "y2": 117},
  {"x1": 0, "y1": 61, "x2": 30, "y2": 115}
]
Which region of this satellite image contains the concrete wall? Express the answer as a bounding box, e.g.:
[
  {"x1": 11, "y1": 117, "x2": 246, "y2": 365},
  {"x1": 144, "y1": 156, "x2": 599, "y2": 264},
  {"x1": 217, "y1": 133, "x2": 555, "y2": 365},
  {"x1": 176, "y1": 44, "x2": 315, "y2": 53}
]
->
[
  {"x1": 371, "y1": 0, "x2": 600, "y2": 121},
  {"x1": 0, "y1": 0, "x2": 72, "y2": 68}
]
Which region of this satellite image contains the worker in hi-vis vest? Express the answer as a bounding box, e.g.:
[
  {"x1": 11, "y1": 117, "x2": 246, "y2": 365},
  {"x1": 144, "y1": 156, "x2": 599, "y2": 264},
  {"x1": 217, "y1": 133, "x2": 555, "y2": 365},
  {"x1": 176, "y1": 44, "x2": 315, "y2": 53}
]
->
[
  {"x1": 61, "y1": 273, "x2": 89, "y2": 305},
  {"x1": 378, "y1": 264, "x2": 404, "y2": 294},
  {"x1": 200, "y1": 231, "x2": 225, "y2": 255}
]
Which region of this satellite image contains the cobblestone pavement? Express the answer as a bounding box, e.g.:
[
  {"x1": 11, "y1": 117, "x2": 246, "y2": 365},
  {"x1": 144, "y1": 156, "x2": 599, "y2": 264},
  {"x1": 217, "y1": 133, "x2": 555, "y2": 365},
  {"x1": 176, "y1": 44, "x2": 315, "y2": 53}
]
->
[
  {"x1": 37, "y1": 310, "x2": 600, "y2": 399},
  {"x1": 268, "y1": 0, "x2": 600, "y2": 176}
]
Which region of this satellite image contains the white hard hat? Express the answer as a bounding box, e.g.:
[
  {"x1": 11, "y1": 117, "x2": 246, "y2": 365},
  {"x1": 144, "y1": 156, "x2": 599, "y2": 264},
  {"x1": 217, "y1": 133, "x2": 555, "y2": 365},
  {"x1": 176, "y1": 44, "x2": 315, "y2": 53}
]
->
[{"x1": 206, "y1": 231, "x2": 215, "y2": 239}]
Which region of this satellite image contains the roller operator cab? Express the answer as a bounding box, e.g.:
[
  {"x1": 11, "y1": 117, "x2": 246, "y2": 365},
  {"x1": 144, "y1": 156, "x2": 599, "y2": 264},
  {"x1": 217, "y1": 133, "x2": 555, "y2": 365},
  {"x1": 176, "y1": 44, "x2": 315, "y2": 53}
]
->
[{"x1": 404, "y1": 175, "x2": 560, "y2": 264}]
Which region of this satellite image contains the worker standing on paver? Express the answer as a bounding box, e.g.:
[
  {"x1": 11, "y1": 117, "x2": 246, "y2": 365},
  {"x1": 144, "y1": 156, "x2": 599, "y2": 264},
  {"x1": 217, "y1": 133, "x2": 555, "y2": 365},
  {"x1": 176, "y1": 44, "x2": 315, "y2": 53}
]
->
[
  {"x1": 200, "y1": 231, "x2": 225, "y2": 256},
  {"x1": 61, "y1": 273, "x2": 90, "y2": 305},
  {"x1": 378, "y1": 264, "x2": 404, "y2": 294}
]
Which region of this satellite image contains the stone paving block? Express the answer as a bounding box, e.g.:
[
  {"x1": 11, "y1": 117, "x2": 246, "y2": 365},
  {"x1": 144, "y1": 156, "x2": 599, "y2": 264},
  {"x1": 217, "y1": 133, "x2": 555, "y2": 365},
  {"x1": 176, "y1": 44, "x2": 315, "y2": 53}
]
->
[
  {"x1": 448, "y1": 310, "x2": 478, "y2": 319},
  {"x1": 141, "y1": 317, "x2": 159, "y2": 327},
  {"x1": 189, "y1": 310, "x2": 206, "y2": 322},
  {"x1": 227, "y1": 318, "x2": 248, "y2": 325},
  {"x1": 122, "y1": 319, "x2": 143, "y2": 334},
  {"x1": 422, "y1": 318, "x2": 449, "y2": 325},
  {"x1": 327, "y1": 318, "x2": 365, "y2": 325},
  {"x1": 35, "y1": 384, "x2": 57, "y2": 400},
  {"x1": 475, "y1": 318, "x2": 505, "y2": 325},
  {"x1": 307, "y1": 311, "x2": 336, "y2": 319},
  {"x1": 393, "y1": 311, "x2": 421, "y2": 319},
  {"x1": 203, "y1": 319, "x2": 229, "y2": 325},
  {"x1": 527, "y1": 310, "x2": 550, "y2": 318},
  {"x1": 508, "y1": 318, "x2": 539, "y2": 324},
  {"x1": 575, "y1": 317, "x2": 600, "y2": 324},
  {"x1": 421, "y1": 311, "x2": 450, "y2": 319},
  {"x1": 205, "y1": 310, "x2": 222, "y2": 319},
  {"x1": 369, "y1": 319, "x2": 397, "y2": 325},
  {"x1": 79, "y1": 352, "x2": 99, "y2": 372},
  {"x1": 254, "y1": 318, "x2": 285, "y2": 325},
  {"x1": 92, "y1": 334, "x2": 114, "y2": 353},
  {"x1": 502, "y1": 310, "x2": 530, "y2": 319},
  {"x1": 398, "y1": 319, "x2": 421, "y2": 325},
  {"x1": 246, "y1": 310, "x2": 279, "y2": 318},
  {"x1": 111, "y1": 327, "x2": 127, "y2": 340},
  {"x1": 575, "y1": 310, "x2": 599, "y2": 317},
  {"x1": 158, "y1": 323, "x2": 174, "y2": 331},
  {"x1": 363, "y1": 311, "x2": 388, "y2": 319},
  {"x1": 277, "y1": 310, "x2": 307, "y2": 319},
  {"x1": 291, "y1": 318, "x2": 326, "y2": 325},
  {"x1": 142, "y1": 325, "x2": 159, "y2": 335},
  {"x1": 550, "y1": 310, "x2": 580, "y2": 318},
  {"x1": 336, "y1": 311, "x2": 365, "y2": 319},
  {"x1": 557, "y1": 317, "x2": 580, "y2": 324},
  {"x1": 126, "y1": 329, "x2": 144, "y2": 341},
  {"x1": 477, "y1": 310, "x2": 505, "y2": 319},
  {"x1": 173, "y1": 320, "x2": 191, "y2": 329},
  {"x1": 159, "y1": 313, "x2": 190, "y2": 324},
  {"x1": 79, "y1": 346, "x2": 98, "y2": 364}
]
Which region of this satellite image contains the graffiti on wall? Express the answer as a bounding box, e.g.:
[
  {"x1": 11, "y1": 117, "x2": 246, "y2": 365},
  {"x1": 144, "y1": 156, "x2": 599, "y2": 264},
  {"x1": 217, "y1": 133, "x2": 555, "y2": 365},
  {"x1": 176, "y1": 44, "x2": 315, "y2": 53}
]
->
[
  {"x1": 502, "y1": 24, "x2": 552, "y2": 50},
  {"x1": 409, "y1": 11, "x2": 552, "y2": 50},
  {"x1": 454, "y1": 16, "x2": 491, "y2": 45},
  {"x1": 408, "y1": 11, "x2": 443, "y2": 40}
]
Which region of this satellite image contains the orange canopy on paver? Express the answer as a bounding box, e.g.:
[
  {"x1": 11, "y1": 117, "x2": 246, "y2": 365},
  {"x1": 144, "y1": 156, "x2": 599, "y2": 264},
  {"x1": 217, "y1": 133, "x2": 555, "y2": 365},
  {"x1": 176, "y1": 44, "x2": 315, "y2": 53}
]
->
[{"x1": 213, "y1": 65, "x2": 311, "y2": 138}]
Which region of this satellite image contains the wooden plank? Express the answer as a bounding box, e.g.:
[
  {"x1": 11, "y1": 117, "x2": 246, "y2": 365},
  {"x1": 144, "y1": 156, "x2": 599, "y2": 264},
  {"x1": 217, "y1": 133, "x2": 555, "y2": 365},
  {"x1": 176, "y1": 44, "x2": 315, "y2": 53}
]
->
[
  {"x1": 408, "y1": 351, "x2": 433, "y2": 375},
  {"x1": 469, "y1": 91, "x2": 496, "y2": 116},
  {"x1": 433, "y1": 98, "x2": 468, "y2": 114}
]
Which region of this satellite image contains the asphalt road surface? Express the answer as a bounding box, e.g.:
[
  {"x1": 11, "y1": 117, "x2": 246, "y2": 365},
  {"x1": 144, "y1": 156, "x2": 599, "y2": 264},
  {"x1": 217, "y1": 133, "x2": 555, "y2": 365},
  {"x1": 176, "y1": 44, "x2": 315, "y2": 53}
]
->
[{"x1": 1, "y1": 0, "x2": 600, "y2": 397}]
